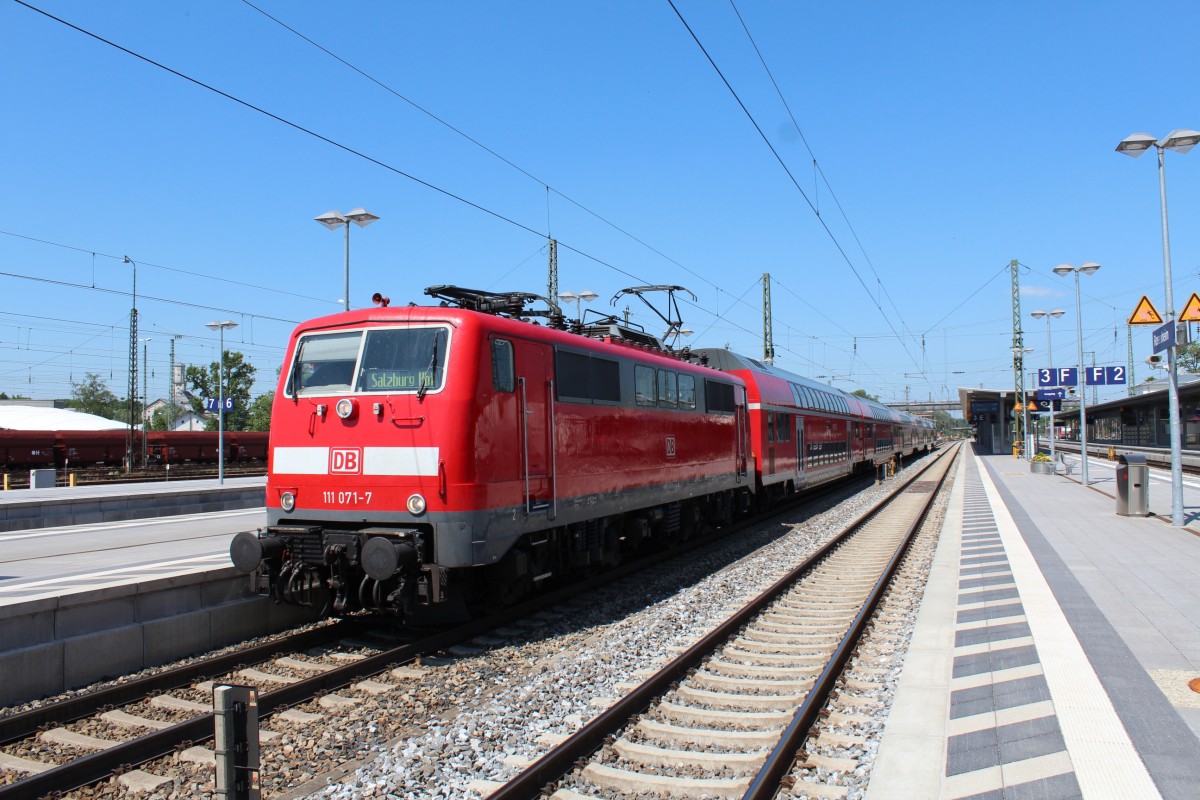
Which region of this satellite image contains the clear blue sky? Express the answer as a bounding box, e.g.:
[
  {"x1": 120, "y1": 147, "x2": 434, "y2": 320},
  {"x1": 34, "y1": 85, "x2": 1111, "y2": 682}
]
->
[{"x1": 2, "y1": 0, "x2": 1198, "y2": 409}]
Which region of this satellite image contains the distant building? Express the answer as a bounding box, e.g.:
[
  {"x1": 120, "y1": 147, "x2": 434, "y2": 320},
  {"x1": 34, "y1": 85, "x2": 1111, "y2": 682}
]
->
[{"x1": 143, "y1": 398, "x2": 206, "y2": 431}]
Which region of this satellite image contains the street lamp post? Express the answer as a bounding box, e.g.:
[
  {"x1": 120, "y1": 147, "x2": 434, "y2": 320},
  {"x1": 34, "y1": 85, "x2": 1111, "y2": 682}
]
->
[
  {"x1": 1052, "y1": 263, "x2": 1100, "y2": 486},
  {"x1": 557, "y1": 290, "x2": 598, "y2": 323},
  {"x1": 315, "y1": 208, "x2": 380, "y2": 312},
  {"x1": 1030, "y1": 308, "x2": 1065, "y2": 468},
  {"x1": 1012, "y1": 347, "x2": 1034, "y2": 457},
  {"x1": 205, "y1": 321, "x2": 239, "y2": 484},
  {"x1": 1116, "y1": 129, "x2": 1200, "y2": 527}
]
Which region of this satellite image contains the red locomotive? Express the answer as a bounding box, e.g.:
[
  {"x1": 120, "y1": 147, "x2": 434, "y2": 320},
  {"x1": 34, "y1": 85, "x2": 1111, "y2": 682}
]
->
[{"x1": 232, "y1": 286, "x2": 934, "y2": 622}]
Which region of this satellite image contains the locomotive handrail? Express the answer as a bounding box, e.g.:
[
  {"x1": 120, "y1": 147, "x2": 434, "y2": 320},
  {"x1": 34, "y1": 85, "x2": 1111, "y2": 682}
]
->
[{"x1": 519, "y1": 376, "x2": 531, "y2": 515}]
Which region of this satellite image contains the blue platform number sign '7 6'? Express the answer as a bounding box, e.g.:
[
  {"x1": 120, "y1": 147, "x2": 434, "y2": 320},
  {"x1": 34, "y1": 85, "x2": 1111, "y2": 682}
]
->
[{"x1": 204, "y1": 397, "x2": 235, "y2": 412}]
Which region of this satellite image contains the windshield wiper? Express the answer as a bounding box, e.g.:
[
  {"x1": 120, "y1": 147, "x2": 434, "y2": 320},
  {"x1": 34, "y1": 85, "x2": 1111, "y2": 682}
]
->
[{"x1": 416, "y1": 333, "x2": 440, "y2": 401}]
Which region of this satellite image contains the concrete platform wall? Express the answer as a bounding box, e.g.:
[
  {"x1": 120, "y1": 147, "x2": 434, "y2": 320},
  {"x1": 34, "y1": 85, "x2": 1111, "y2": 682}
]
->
[
  {"x1": 0, "y1": 485, "x2": 264, "y2": 531},
  {"x1": 0, "y1": 567, "x2": 319, "y2": 707}
]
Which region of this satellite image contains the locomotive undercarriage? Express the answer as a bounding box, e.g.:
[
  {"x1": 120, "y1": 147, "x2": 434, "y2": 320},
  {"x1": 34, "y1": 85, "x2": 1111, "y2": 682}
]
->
[{"x1": 233, "y1": 487, "x2": 748, "y2": 623}]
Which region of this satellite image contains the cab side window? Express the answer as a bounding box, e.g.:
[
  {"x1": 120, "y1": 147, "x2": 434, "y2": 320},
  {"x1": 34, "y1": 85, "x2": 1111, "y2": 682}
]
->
[{"x1": 492, "y1": 339, "x2": 514, "y2": 392}]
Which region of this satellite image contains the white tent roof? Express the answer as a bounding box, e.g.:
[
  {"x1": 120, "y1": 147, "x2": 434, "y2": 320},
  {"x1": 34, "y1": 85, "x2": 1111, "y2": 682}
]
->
[{"x1": 0, "y1": 406, "x2": 128, "y2": 431}]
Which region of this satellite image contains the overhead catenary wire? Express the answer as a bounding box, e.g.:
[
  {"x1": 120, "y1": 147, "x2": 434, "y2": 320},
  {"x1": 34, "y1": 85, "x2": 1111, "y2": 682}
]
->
[
  {"x1": 726, "y1": 0, "x2": 912, "y2": 338},
  {"x1": 0, "y1": 229, "x2": 339, "y2": 306},
  {"x1": 665, "y1": 0, "x2": 920, "y2": 372},
  {"x1": 13, "y1": 0, "x2": 1015, "y2": 401}
]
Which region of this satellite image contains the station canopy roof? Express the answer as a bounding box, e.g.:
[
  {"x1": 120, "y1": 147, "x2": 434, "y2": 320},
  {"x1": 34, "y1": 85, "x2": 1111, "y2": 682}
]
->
[{"x1": 0, "y1": 405, "x2": 128, "y2": 431}]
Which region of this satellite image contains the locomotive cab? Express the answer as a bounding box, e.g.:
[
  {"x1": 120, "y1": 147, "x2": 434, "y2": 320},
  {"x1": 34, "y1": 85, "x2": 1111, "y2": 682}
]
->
[{"x1": 239, "y1": 311, "x2": 470, "y2": 619}]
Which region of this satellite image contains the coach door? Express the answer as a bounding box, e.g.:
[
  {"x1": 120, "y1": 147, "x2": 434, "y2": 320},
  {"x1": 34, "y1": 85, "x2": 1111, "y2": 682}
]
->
[
  {"x1": 735, "y1": 387, "x2": 749, "y2": 481},
  {"x1": 514, "y1": 340, "x2": 554, "y2": 516}
]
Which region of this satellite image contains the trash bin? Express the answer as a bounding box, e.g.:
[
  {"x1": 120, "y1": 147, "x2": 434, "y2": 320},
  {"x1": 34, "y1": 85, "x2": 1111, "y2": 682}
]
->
[{"x1": 1115, "y1": 453, "x2": 1149, "y2": 517}]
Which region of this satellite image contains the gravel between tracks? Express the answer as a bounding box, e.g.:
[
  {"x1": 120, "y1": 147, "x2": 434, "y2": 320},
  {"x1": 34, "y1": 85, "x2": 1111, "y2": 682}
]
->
[{"x1": 21, "y1": 451, "x2": 950, "y2": 799}]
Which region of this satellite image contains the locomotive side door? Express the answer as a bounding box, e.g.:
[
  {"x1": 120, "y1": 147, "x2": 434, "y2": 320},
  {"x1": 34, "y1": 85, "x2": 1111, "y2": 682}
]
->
[{"x1": 513, "y1": 339, "x2": 553, "y2": 514}]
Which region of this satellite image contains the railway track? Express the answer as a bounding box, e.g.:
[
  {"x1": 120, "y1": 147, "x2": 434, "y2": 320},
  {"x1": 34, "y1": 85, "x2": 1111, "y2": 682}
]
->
[
  {"x1": 488, "y1": 442, "x2": 960, "y2": 799},
  {"x1": 0, "y1": 466, "x2": 893, "y2": 798},
  {"x1": 1, "y1": 463, "x2": 266, "y2": 490}
]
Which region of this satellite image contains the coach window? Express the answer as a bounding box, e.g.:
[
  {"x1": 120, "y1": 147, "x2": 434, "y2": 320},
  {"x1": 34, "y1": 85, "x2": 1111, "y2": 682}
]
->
[
  {"x1": 491, "y1": 339, "x2": 514, "y2": 392},
  {"x1": 767, "y1": 412, "x2": 775, "y2": 442},
  {"x1": 635, "y1": 365, "x2": 657, "y2": 406},
  {"x1": 658, "y1": 370, "x2": 678, "y2": 408},
  {"x1": 291, "y1": 330, "x2": 362, "y2": 396},
  {"x1": 678, "y1": 374, "x2": 696, "y2": 409}
]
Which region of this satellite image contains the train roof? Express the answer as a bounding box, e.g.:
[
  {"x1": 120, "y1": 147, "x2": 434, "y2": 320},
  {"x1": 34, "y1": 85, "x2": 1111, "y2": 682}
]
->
[{"x1": 693, "y1": 348, "x2": 933, "y2": 428}]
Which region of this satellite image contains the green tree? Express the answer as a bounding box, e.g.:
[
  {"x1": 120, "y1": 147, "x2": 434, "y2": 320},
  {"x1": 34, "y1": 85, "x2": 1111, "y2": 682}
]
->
[
  {"x1": 246, "y1": 391, "x2": 274, "y2": 432},
  {"x1": 931, "y1": 409, "x2": 964, "y2": 436},
  {"x1": 68, "y1": 372, "x2": 126, "y2": 421},
  {"x1": 851, "y1": 388, "x2": 880, "y2": 402},
  {"x1": 185, "y1": 351, "x2": 257, "y2": 432},
  {"x1": 1176, "y1": 341, "x2": 1200, "y2": 373}
]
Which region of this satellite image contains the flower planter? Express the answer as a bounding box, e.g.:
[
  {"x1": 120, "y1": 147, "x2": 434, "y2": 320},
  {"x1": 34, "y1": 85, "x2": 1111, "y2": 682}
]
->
[{"x1": 1030, "y1": 461, "x2": 1054, "y2": 474}]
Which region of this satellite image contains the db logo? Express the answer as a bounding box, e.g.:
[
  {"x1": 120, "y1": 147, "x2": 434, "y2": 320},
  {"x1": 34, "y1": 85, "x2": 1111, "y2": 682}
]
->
[
  {"x1": 330, "y1": 447, "x2": 362, "y2": 474},
  {"x1": 665, "y1": 436, "x2": 677, "y2": 458}
]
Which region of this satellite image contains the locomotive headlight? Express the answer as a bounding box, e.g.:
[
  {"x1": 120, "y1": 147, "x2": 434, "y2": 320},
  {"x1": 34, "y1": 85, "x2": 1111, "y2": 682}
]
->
[
  {"x1": 280, "y1": 492, "x2": 296, "y2": 512},
  {"x1": 406, "y1": 493, "x2": 427, "y2": 515},
  {"x1": 335, "y1": 398, "x2": 357, "y2": 420}
]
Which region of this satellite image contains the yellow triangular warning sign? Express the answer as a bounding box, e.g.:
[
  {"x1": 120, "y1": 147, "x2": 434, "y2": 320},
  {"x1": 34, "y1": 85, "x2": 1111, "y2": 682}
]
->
[
  {"x1": 1180, "y1": 292, "x2": 1200, "y2": 323},
  {"x1": 1128, "y1": 295, "x2": 1164, "y2": 325}
]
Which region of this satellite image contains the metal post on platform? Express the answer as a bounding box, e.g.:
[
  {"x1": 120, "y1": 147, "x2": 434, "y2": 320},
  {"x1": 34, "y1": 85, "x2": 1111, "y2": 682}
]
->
[
  {"x1": 206, "y1": 321, "x2": 238, "y2": 485},
  {"x1": 1031, "y1": 309, "x2": 1064, "y2": 466},
  {"x1": 1053, "y1": 263, "x2": 1100, "y2": 486},
  {"x1": 214, "y1": 684, "x2": 260, "y2": 800}
]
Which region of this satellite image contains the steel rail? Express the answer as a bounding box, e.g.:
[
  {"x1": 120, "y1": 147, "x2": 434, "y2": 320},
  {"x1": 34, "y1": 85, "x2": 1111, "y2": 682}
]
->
[
  {"x1": 0, "y1": 619, "x2": 359, "y2": 745},
  {"x1": 742, "y1": 443, "x2": 959, "y2": 798},
  {"x1": 487, "y1": 444, "x2": 957, "y2": 800},
  {"x1": 0, "y1": 469, "x2": 873, "y2": 798}
]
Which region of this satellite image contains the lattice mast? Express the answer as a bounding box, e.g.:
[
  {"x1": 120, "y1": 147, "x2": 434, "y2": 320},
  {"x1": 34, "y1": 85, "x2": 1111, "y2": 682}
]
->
[
  {"x1": 763, "y1": 272, "x2": 775, "y2": 365},
  {"x1": 128, "y1": 310, "x2": 137, "y2": 473},
  {"x1": 1010, "y1": 259, "x2": 1025, "y2": 450}
]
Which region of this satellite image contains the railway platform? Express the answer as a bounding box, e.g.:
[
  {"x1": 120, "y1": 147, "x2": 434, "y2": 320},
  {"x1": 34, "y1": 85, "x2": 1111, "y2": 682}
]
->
[
  {"x1": 0, "y1": 481, "x2": 317, "y2": 708},
  {"x1": 0, "y1": 474, "x2": 264, "y2": 532},
  {"x1": 868, "y1": 446, "x2": 1200, "y2": 800}
]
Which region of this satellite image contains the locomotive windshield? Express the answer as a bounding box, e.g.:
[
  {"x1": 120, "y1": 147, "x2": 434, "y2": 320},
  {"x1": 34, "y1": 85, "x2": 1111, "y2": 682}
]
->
[{"x1": 288, "y1": 326, "x2": 449, "y2": 396}]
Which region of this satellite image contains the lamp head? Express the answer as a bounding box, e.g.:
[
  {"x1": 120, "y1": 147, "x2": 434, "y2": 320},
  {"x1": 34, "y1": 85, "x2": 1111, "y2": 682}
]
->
[
  {"x1": 1049, "y1": 308, "x2": 1065, "y2": 318},
  {"x1": 1116, "y1": 132, "x2": 1157, "y2": 157},
  {"x1": 343, "y1": 208, "x2": 380, "y2": 228},
  {"x1": 1031, "y1": 310, "x2": 1046, "y2": 320},
  {"x1": 1052, "y1": 264, "x2": 1074, "y2": 276},
  {"x1": 314, "y1": 210, "x2": 347, "y2": 230},
  {"x1": 1079, "y1": 261, "x2": 1101, "y2": 276},
  {"x1": 1163, "y1": 129, "x2": 1200, "y2": 154}
]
